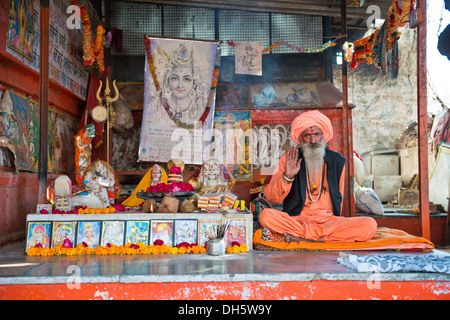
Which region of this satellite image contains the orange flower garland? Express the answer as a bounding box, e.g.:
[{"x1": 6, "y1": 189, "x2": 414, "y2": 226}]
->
[
  {"x1": 94, "y1": 25, "x2": 105, "y2": 75},
  {"x1": 81, "y1": 5, "x2": 94, "y2": 68},
  {"x1": 80, "y1": 5, "x2": 105, "y2": 77},
  {"x1": 26, "y1": 242, "x2": 248, "y2": 256}
]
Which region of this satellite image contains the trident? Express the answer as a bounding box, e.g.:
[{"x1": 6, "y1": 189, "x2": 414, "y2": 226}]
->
[{"x1": 95, "y1": 78, "x2": 119, "y2": 171}]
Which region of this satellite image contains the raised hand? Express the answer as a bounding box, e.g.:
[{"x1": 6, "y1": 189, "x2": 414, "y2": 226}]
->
[{"x1": 284, "y1": 147, "x2": 302, "y2": 179}]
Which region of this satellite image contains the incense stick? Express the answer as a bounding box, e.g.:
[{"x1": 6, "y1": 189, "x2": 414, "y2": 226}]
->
[{"x1": 210, "y1": 220, "x2": 231, "y2": 239}]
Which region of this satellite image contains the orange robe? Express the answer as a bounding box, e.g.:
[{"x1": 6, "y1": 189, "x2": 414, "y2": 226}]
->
[{"x1": 260, "y1": 153, "x2": 377, "y2": 243}]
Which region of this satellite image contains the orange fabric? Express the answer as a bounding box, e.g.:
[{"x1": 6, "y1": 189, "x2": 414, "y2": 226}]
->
[
  {"x1": 253, "y1": 227, "x2": 435, "y2": 251},
  {"x1": 290, "y1": 110, "x2": 333, "y2": 144},
  {"x1": 262, "y1": 152, "x2": 377, "y2": 243},
  {"x1": 259, "y1": 208, "x2": 377, "y2": 243}
]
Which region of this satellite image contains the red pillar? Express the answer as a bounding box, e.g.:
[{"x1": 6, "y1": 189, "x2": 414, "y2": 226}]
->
[
  {"x1": 341, "y1": 0, "x2": 355, "y2": 217},
  {"x1": 38, "y1": 0, "x2": 50, "y2": 204}
]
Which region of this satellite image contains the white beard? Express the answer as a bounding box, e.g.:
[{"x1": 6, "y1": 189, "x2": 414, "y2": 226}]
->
[{"x1": 301, "y1": 142, "x2": 325, "y2": 178}]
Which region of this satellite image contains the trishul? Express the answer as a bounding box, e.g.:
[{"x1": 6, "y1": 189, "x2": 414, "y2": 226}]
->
[
  {"x1": 96, "y1": 77, "x2": 119, "y2": 110},
  {"x1": 95, "y1": 77, "x2": 119, "y2": 170}
]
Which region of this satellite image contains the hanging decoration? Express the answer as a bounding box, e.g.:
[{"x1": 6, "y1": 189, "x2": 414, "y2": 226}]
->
[
  {"x1": 223, "y1": 37, "x2": 340, "y2": 55},
  {"x1": 278, "y1": 39, "x2": 337, "y2": 53},
  {"x1": 345, "y1": 0, "x2": 415, "y2": 78},
  {"x1": 343, "y1": 41, "x2": 355, "y2": 63},
  {"x1": 143, "y1": 37, "x2": 220, "y2": 130},
  {"x1": 350, "y1": 32, "x2": 375, "y2": 69},
  {"x1": 80, "y1": 5, "x2": 105, "y2": 77},
  {"x1": 140, "y1": 37, "x2": 219, "y2": 164},
  {"x1": 235, "y1": 42, "x2": 262, "y2": 76},
  {"x1": 346, "y1": 0, "x2": 366, "y2": 7}
]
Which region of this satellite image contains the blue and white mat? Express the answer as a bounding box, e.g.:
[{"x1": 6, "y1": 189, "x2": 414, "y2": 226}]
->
[{"x1": 337, "y1": 252, "x2": 450, "y2": 274}]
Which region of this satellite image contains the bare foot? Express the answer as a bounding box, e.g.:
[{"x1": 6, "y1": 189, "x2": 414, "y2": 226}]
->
[{"x1": 283, "y1": 233, "x2": 324, "y2": 243}]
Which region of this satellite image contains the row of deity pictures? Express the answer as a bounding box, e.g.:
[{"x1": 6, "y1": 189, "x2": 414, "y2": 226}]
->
[{"x1": 26, "y1": 218, "x2": 248, "y2": 251}]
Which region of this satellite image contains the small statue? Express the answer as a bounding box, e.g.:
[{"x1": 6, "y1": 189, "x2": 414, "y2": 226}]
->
[
  {"x1": 198, "y1": 158, "x2": 235, "y2": 195},
  {"x1": 150, "y1": 163, "x2": 165, "y2": 186},
  {"x1": 74, "y1": 124, "x2": 95, "y2": 185},
  {"x1": 121, "y1": 164, "x2": 168, "y2": 207},
  {"x1": 71, "y1": 160, "x2": 121, "y2": 209}
]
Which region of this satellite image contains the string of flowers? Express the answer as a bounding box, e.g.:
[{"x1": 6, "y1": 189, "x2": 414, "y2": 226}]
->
[
  {"x1": 80, "y1": 5, "x2": 105, "y2": 77},
  {"x1": 26, "y1": 239, "x2": 247, "y2": 256},
  {"x1": 223, "y1": 37, "x2": 341, "y2": 54},
  {"x1": 143, "y1": 36, "x2": 220, "y2": 130},
  {"x1": 38, "y1": 204, "x2": 131, "y2": 215}
]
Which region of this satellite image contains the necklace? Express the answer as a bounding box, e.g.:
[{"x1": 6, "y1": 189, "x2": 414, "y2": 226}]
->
[{"x1": 306, "y1": 162, "x2": 325, "y2": 203}]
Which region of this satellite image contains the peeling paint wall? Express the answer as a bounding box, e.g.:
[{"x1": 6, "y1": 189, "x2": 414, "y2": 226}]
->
[{"x1": 333, "y1": 27, "x2": 418, "y2": 156}]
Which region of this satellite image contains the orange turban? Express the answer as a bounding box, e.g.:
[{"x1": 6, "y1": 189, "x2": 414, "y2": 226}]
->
[{"x1": 290, "y1": 110, "x2": 333, "y2": 144}]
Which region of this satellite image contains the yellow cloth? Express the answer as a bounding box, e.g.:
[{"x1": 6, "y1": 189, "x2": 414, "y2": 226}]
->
[{"x1": 121, "y1": 165, "x2": 168, "y2": 207}]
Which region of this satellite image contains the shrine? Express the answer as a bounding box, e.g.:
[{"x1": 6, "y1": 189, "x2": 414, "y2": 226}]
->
[{"x1": 0, "y1": 0, "x2": 449, "y2": 302}]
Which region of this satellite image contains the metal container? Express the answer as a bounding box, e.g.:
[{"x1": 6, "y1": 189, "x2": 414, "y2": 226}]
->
[{"x1": 207, "y1": 237, "x2": 226, "y2": 256}]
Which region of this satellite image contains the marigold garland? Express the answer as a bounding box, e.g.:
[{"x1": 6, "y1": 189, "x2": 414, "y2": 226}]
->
[
  {"x1": 38, "y1": 204, "x2": 133, "y2": 215},
  {"x1": 80, "y1": 5, "x2": 105, "y2": 77},
  {"x1": 94, "y1": 25, "x2": 105, "y2": 75},
  {"x1": 26, "y1": 241, "x2": 248, "y2": 256},
  {"x1": 81, "y1": 5, "x2": 94, "y2": 67}
]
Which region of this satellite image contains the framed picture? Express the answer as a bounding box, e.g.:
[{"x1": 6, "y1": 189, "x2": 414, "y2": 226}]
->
[
  {"x1": 36, "y1": 204, "x2": 53, "y2": 214},
  {"x1": 249, "y1": 82, "x2": 320, "y2": 108},
  {"x1": 197, "y1": 220, "x2": 221, "y2": 246},
  {"x1": 26, "y1": 221, "x2": 52, "y2": 250},
  {"x1": 7, "y1": 0, "x2": 35, "y2": 61},
  {"x1": 150, "y1": 220, "x2": 174, "y2": 247},
  {"x1": 224, "y1": 218, "x2": 247, "y2": 246},
  {"x1": 174, "y1": 219, "x2": 198, "y2": 246},
  {"x1": 51, "y1": 221, "x2": 77, "y2": 248},
  {"x1": 101, "y1": 221, "x2": 125, "y2": 247},
  {"x1": 213, "y1": 111, "x2": 253, "y2": 181},
  {"x1": 216, "y1": 83, "x2": 249, "y2": 110},
  {"x1": 125, "y1": 221, "x2": 150, "y2": 245},
  {"x1": 76, "y1": 221, "x2": 101, "y2": 248}
]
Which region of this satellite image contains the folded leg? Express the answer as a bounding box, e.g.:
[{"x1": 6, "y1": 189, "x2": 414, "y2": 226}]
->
[{"x1": 259, "y1": 208, "x2": 377, "y2": 243}]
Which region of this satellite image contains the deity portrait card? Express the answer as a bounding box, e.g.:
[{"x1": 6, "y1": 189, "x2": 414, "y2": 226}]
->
[
  {"x1": 51, "y1": 221, "x2": 77, "y2": 248},
  {"x1": 101, "y1": 221, "x2": 125, "y2": 247},
  {"x1": 197, "y1": 220, "x2": 221, "y2": 246},
  {"x1": 76, "y1": 221, "x2": 101, "y2": 248},
  {"x1": 174, "y1": 219, "x2": 198, "y2": 246},
  {"x1": 36, "y1": 204, "x2": 53, "y2": 214},
  {"x1": 125, "y1": 220, "x2": 150, "y2": 245},
  {"x1": 150, "y1": 220, "x2": 174, "y2": 247},
  {"x1": 223, "y1": 218, "x2": 248, "y2": 247},
  {"x1": 26, "y1": 221, "x2": 52, "y2": 250}
]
